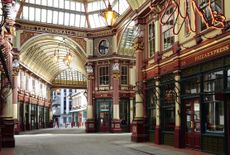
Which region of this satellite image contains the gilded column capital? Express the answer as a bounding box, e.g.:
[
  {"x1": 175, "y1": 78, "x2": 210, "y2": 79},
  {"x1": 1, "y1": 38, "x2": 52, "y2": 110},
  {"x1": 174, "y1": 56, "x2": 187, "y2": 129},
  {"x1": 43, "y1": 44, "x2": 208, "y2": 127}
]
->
[
  {"x1": 87, "y1": 74, "x2": 94, "y2": 80},
  {"x1": 133, "y1": 37, "x2": 144, "y2": 51}
]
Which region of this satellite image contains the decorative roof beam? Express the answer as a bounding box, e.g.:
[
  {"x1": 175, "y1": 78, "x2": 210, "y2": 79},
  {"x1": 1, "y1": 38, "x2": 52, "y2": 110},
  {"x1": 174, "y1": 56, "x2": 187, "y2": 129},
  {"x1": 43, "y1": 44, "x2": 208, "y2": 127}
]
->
[
  {"x1": 84, "y1": 0, "x2": 91, "y2": 28},
  {"x1": 16, "y1": 0, "x2": 26, "y2": 19}
]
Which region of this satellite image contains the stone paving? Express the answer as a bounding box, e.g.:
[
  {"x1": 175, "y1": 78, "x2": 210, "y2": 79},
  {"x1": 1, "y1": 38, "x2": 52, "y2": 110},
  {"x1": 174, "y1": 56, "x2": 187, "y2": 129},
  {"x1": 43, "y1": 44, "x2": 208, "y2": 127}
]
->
[{"x1": 1, "y1": 128, "x2": 213, "y2": 155}]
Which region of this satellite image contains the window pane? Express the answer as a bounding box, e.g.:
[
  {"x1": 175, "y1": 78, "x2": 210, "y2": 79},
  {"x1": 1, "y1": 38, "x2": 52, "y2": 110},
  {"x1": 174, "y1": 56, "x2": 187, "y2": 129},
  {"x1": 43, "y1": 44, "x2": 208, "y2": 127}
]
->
[
  {"x1": 205, "y1": 101, "x2": 224, "y2": 132},
  {"x1": 59, "y1": 0, "x2": 64, "y2": 8},
  {"x1": 53, "y1": 11, "x2": 58, "y2": 24},
  {"x1": 35, "y1": 8, "x2": 41, "y2": 22},
  {"x1": 41, "y1": 9, "x2": 46, "y2": 22},
  {"x1": 53, "y1": 0, "x2": 59, "y2": 7},
  {"x1": 70, "y1": 13, "x2": 75, "y2": 26},
  {"x1": 41, "y1": 0, "x2": 46, "y2": 5},
  {"x1": 75, "y1": 14, "x2": 80, "y2": 27},
  {"x1": 35, "y1": 0, "x2": 41, "y2": 5},
  {"x1": 70, "y1": 1, "x2": 75, "y2": 10},
  {"x1": 47, "y1": 0, "x2": 53, "y2": 7},
  {"x1": 47, "y1": 10, "x2": 52, "y2": 23},
  {"x1": 22, "y1": 6, "x2": 29, "y2": 20},
  {"x1": 64, "y1": 12, "x2": 70, "y2": 26},
  {"x1": 58, "y1": 12, "x2": 64, "y2": 25},
  {"x1": 29, "y1": 0, "x2": 35, "y2": 3},
  {"x1": 65, "y1": 0, "x2": 70, "y2": 9},
  {"x1": 29, "y1": 7, "x2": 35, "y2": 21}
]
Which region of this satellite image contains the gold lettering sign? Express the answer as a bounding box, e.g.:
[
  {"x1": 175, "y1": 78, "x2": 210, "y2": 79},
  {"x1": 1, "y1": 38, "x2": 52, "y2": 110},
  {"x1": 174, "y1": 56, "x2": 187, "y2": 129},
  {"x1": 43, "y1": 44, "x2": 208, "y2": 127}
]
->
[{"x1": 195, "y1": 45, "x2": 230, "y2": 61}]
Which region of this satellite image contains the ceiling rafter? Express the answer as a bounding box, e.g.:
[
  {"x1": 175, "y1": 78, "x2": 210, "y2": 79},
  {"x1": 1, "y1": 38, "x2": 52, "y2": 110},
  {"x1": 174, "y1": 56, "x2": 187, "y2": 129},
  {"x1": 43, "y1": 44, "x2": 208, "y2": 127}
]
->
[
  {"x1": 84, "y1": 0, "x2": 91, "y2": 28},
  {"x1": 16, "y1": 0, "x2": 26, "y2": 18}
]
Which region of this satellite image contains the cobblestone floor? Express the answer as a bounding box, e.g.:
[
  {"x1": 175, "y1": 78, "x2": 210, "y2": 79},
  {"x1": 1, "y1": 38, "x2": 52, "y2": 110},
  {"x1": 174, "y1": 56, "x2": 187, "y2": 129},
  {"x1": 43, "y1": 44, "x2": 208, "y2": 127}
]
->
[{"x1": 1, "y1": 128, "x2": 213, "y2": 155}]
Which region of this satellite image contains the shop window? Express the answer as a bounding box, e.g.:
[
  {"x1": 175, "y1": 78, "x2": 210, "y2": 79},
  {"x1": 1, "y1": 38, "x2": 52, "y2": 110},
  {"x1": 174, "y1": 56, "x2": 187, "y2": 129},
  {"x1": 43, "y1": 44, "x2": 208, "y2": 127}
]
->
[
  {"x1": 148, "y1": 23, "x2": 155, "y2": 57},
  {"x1": 182, "y1": 76, "x2": 200, "y2": 95},
  {"x1": 99, "y1": 66, "x2": 109, "y2": 85},
  {"x1": 203, "y1": 70, "x2": 224, "y2": 132},
  {"x1": 203, "y1": 70, "x2": 223, "y2": 92},
  {"x1": 161, "y1": 82, "x2": 175, "y2": 131},
  {"x1": 161, "y1": 7, "x2": 174, "y2": 51},
  {"x1": 121, "y1": 66, "x2": 128, "y2": 85},
  {"x1": 227, "y1": 69, "x2": 230, "y2": 88},
  {"x1": 146, "y1": 79, "x2": 156, "y2": 130},
  {"x1": 205, "y1": 99, "x2": 224, "y2": 132},
  {"x1": 199, "y1": 0, "x2": 223, "y2": 31}
]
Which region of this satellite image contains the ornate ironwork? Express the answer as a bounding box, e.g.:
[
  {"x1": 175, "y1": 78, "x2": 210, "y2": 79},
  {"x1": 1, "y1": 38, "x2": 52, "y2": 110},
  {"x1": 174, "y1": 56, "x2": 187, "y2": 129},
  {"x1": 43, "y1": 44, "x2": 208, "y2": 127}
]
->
[{"x1": 150, "y1": 0, "x2": 226, "y2": 35}]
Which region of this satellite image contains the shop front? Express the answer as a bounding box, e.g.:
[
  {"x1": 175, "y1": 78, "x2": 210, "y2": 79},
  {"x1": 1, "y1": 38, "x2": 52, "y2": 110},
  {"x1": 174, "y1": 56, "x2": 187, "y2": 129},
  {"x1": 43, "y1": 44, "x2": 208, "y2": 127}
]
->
[
  {"x1": 181, "y1": 57, "x2": 230, "y2": 154},
  {"x1": 95, "y1": 98, "x2": 112, "y2": 132}
]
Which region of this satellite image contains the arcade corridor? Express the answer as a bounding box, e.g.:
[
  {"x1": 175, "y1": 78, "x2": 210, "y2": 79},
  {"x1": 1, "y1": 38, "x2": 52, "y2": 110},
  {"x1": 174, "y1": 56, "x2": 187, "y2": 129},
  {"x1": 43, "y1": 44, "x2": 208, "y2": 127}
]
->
[{"x1": 0, "y1": 0, "x2": 230, "y2": 155}]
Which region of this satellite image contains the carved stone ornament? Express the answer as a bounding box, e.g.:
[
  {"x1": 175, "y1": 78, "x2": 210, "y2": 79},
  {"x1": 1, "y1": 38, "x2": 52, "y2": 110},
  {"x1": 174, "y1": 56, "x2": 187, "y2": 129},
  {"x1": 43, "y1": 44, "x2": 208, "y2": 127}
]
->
[
  {"x1": 112, "y1": 63, "x2": 119, "y2": 71},
  {"x1": 86, "y1": 65, "x2": 93, "y2": 74}
]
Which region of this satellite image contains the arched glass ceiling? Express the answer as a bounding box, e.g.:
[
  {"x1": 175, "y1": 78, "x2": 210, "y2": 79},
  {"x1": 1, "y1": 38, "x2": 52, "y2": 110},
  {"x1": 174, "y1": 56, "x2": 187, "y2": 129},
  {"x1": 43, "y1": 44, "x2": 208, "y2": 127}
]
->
[
  {"x1": 118, "y1": 21, "x2": 135, "y2": 56},
  {"x1": 20, "y1": 0, "x2": 130, "y2": 28},
  {"x1": 20, "y1": 35, "x2": 86, "y2": 82},
  {"x1": 52, "y1": 68, "x2": 87, "y2": 88}
]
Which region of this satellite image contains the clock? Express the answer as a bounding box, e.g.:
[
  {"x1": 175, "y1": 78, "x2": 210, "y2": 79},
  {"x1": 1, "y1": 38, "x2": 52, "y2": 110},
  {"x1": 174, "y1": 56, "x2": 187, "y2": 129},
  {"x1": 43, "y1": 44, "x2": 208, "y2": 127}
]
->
[{"x1": 98, "y1": 39, "x2": 109, "y2": 56}]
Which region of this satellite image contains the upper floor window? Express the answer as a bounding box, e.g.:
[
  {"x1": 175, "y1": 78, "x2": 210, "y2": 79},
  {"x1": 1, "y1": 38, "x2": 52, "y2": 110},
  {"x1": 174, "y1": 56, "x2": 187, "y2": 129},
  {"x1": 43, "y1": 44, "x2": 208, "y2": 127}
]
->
[
  {"x1": 148, "y1": 23, "x2": 155, "y2": 57},
  {"x1": 99, "y1": 66, "x2": 109, "y2": 85},
  {"x1": 121, "y1": 66, "x2": 128, "y2": 85},
  {"x1": 161, "y1": 7, "x2": 174, "y2": 51},
  {"x1": 199, "y1": 0, "x2": 223, "y2": 31}
]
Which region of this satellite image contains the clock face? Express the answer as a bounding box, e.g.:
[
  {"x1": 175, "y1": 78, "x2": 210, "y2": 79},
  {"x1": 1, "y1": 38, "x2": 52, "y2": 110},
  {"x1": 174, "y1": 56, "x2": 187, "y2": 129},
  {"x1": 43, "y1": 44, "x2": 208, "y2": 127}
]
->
[{"x1": 98, "y1": 40, "x2": 109, "y2": 56}]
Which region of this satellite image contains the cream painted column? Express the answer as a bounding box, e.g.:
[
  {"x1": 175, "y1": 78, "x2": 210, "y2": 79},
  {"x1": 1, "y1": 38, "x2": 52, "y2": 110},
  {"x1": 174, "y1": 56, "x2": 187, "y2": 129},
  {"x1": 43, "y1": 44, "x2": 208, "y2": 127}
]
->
[
  {"x1": 130, "y1": 98, "x2": 134, "y2": 123},
  {"x1": 155, "y1": 78, "x2": 160, "y2": 127},
  {"x1": 174, "y1": 71, "x2": 181, "y2": 127},
  {"x1": 154, "y1": 77, "x2": 161, "y2": 144},
  {"x1": 129, "y1": 66, "x2": 136, "y2": 86},
  {"x1": 174, "y1": 70, "x2": 182, "y2": 148},
  {"x1": 134, "y1": 36, "x2": 144, "y2": 120}
]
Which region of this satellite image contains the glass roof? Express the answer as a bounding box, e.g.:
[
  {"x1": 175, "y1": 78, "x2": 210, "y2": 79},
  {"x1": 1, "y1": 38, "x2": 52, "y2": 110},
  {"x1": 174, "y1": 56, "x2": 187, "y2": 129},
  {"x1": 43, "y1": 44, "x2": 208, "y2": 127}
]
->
[
  {"x1": 118, "y1": 21, "x2": 135, "y2": 56},
  {"x1": 20, "y1": 0, "x2": 129, "y2": 28}
]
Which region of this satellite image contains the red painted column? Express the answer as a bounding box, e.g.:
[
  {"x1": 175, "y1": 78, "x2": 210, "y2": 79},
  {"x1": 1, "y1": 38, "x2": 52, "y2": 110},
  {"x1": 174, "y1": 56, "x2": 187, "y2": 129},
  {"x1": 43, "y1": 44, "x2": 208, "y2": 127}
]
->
[
  {"x1": 131, "y1": 20, "x2": 147, "y2": 142},
  {"x1": 111, "y1": 62, "x2": 122, "y2": 133},
  {"x1": 12, "y1": 74, "x2": 20, "y2": 134},
  {"x1": 85, "y1": 64, "x2": 96, "y2": 133}
]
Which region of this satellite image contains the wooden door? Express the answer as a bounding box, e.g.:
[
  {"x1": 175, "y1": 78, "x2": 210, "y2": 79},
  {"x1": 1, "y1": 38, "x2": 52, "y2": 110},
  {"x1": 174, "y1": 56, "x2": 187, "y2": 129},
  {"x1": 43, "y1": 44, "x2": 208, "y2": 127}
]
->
[{"x1": 185, "y1": 99, "x2": 201, "y2": 149}]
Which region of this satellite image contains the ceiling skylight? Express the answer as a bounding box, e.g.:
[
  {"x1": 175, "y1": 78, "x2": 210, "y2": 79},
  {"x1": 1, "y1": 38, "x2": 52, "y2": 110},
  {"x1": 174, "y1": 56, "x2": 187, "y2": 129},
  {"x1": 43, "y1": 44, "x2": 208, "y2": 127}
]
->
[{"x1": 19, "y1": 0, "x2": 129, "y2": 28}]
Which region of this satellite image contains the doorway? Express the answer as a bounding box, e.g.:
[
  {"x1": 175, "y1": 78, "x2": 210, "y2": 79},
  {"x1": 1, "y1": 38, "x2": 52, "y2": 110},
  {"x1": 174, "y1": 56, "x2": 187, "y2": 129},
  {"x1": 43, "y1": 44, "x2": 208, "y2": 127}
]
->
[
  {"x1": 184, "y1": 98, "x2": 201, "y2": 149},
  {"x1": 96, "y1": 99, "x2": 112, "y2": 132}
]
